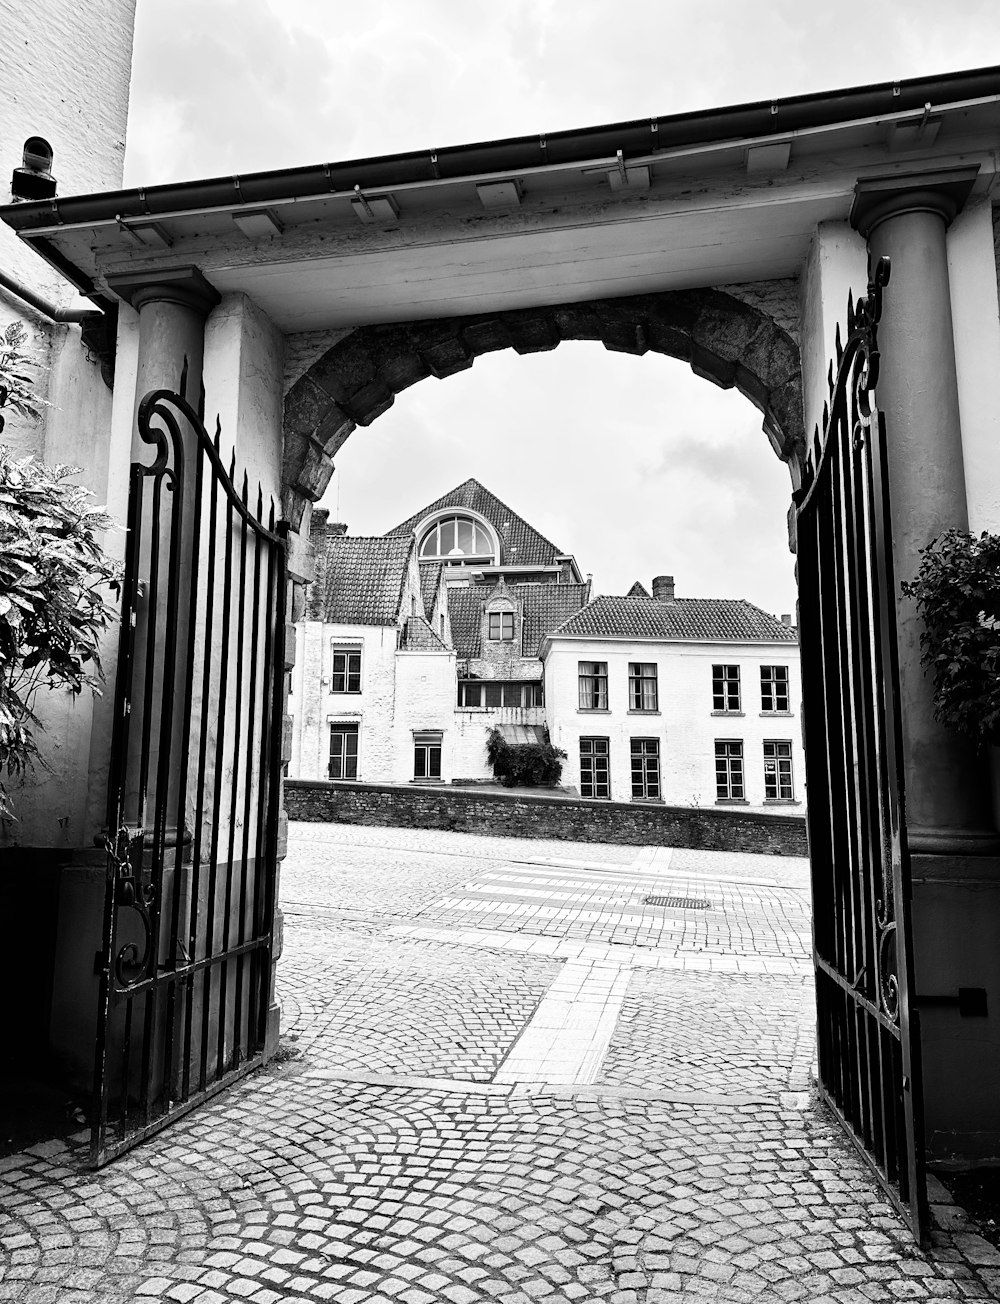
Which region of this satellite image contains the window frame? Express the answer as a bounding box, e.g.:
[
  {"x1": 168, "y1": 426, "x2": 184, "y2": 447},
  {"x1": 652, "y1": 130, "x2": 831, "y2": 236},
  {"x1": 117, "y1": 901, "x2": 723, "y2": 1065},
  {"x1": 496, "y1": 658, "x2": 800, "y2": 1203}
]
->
[
  {"x1": 578, "y1": 661, "x2": 609, "y2": 711},
  {"x1": 330, "y1": 645, "x2": 362, "y2": 694},
  {"x1": 579, "y1": 736, "x2": 611, "y2": 800},
  {"x1": 628, "y1": 661, "x2": 659, "y2": 712},
  {"x1": 329, "y1": 722, "x2": 359, "y2": 780},
  {"x1": 715, "y1": 739, "x2": 745, "y2": 801},
  {"x1": 763, "y1": 739, "x2": 794, "y2": 801},
  {"x1": 712, "y1": 663, "x2": 741, "y2": 713},
  {"x1": 760, "y1": 664, "x2": 790, "y2": 713},
  {"x1": 487, "y1": 610, "x2": 515, "y2": 641},
  {"x1": 630, "y1": 736, "x2": 661, "y2": 800},
  {"x1": 413, "y1": 731, "x2": 443, "y2": 781}
]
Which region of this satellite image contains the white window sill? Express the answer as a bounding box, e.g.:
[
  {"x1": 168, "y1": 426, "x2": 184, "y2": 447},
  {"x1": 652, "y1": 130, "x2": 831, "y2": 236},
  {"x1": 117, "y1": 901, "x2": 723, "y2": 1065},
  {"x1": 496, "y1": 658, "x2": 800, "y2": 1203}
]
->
[
  {"x1": 764, "y1": 798, "x2": 800, "y2": 806},
  {"x1": 627, "y1": 709, "x2": 661, "y2": 716},
  {"x1": 577, "y1": 708, "x2": 610, "y2": 714},
  {"x1": 715, "y1": 798, "x2": 749, "y2": 805},
  {"x1": 760, "y1": 710, "x2": 793, "y2": 717},
  {"x1": 711, "y1": 710, "x2": 744, "y2": 717}
]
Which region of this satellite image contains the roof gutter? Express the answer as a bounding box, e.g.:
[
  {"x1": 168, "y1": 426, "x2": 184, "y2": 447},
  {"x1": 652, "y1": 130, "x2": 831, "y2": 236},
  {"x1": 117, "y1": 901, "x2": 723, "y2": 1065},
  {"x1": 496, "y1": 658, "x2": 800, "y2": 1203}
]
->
[{"x1": 2, "y1": 65, "x2": 999, "y2": 237}]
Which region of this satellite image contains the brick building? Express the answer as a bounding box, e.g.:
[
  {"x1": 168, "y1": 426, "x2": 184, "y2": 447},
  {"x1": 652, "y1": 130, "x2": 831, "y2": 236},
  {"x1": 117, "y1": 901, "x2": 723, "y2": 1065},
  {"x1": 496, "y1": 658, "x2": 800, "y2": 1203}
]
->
[{"x1": 288, "y1": 479, "x2": 802, "y2": 810}]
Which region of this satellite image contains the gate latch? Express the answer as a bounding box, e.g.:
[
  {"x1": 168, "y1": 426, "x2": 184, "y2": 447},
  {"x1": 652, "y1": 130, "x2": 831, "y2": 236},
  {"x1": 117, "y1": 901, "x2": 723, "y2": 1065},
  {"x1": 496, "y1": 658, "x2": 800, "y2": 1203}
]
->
[{"x1": 913, "y1": 987, "x2": 988, "y2": 1017}]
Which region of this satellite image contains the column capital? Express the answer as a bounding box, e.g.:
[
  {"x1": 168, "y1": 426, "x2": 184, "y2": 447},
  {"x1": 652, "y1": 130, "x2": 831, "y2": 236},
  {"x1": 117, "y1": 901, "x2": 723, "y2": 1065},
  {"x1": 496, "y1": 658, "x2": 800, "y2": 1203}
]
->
[
  {"x1": 106, "y1": 266, "x2": 221, "y2": 316},
  {"x1": 851, "y1": 165, "x2": 980, "y2": 239}
]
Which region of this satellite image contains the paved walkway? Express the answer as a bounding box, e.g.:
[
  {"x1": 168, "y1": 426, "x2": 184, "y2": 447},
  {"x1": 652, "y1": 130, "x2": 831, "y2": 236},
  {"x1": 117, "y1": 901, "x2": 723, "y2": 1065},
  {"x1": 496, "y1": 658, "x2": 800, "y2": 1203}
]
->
[{"x1": 2, "y1": 823, "x2": 1000, "y2": 1302}]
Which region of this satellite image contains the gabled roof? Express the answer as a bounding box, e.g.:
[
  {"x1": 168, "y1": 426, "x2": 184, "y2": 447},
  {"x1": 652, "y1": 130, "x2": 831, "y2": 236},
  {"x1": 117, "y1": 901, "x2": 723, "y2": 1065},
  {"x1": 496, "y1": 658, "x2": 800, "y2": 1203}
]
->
[
  {"x1": 627, "y1": 581, "x2": 650, "y2": 597},
  {"x1": 308, "y1": 534, "x2": 413, "y2": 625},
  {"x1": 387, "y1": 478, "x2": 565, "y2": 567},
  {"x1": 549, "y1": 596, "x2": 799, "y2": 644},
  {"x1": 448, "y1": 582, "x2": 592, "y2": 659},
  {"x1": 399, "y1": 616, "x2": 449, "y2": 651}
]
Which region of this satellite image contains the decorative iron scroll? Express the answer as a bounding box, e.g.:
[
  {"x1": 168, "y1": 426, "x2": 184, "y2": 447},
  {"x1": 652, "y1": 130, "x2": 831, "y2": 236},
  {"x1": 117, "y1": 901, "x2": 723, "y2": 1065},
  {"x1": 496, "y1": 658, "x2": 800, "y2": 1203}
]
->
[
  {"x1": 92, "y1": 377, "x2": 288, "y2": 1169},
  {"x1": 796, "y1": 254, "x2": 927, "y2": 1242}
]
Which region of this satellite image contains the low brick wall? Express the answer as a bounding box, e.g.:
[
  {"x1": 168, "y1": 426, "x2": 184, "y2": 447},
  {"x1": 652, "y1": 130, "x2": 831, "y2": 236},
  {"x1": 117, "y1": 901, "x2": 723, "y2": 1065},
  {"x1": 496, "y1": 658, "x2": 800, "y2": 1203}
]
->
[{"x1": 285, "y1": 780, "x2": 808, "y2": 857}]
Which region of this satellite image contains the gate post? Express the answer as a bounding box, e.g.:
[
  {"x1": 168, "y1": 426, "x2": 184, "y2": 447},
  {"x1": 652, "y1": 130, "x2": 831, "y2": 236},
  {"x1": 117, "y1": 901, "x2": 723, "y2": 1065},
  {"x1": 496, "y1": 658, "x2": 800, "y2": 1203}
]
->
[
  {"x1": 106, "y1": 268, "x2": 221, "y2": 830},
  {"x1": 852, "y1": 170, "x2": 1000, "y2": 1167},
  {"x1": 851, "y1": 170, "x2": 996, "y2": 852}
]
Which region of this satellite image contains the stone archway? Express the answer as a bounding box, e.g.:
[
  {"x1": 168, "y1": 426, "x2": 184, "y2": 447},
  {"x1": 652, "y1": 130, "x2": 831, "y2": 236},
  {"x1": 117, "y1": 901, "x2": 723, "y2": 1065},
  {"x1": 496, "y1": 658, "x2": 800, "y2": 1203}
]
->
[{"x1": 281, "y1": 288, "x2": 803, "y2": 529}]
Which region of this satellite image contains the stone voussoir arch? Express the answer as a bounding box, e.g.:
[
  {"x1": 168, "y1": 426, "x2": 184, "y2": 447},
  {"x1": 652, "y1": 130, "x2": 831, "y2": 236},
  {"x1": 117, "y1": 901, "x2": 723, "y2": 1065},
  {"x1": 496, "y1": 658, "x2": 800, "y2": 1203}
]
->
[{"x1": 281, "y1": 288, "x2": 804, "y2": 529}]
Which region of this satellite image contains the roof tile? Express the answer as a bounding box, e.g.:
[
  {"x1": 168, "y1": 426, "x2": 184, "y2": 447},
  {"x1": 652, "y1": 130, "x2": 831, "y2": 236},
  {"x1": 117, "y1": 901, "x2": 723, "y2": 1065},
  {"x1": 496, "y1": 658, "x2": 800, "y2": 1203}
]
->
[
  {"x1": 309, "y1": 534, "x2": 413, "y2": 625},
  {"x1": 448, "y1": 582, "x2": 591, "y2": 659},
  {"x1": 388, "y1": 478, "x2": 565, "y2": 566},
  {"x1": 549, "y1": 595, "x2": 799, "y2": 643}
]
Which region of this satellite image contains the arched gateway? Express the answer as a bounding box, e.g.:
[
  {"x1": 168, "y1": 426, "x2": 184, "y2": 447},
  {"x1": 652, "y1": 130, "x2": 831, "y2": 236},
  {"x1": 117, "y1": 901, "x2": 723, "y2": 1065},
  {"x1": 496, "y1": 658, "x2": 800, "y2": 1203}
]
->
[{"x1": 4, "y1": 67, "x2": 1000, "y2": 1242}]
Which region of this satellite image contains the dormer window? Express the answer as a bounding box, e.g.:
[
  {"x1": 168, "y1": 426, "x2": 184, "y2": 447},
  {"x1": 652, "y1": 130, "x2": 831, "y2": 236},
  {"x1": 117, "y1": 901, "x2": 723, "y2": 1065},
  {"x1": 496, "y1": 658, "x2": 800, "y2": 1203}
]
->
[
  {"x1": 488, "y1": 611, "x2": 514, "y2": 641},
  {"x1": 419, "y1": 514, "x2": 495, "y2": 563}
]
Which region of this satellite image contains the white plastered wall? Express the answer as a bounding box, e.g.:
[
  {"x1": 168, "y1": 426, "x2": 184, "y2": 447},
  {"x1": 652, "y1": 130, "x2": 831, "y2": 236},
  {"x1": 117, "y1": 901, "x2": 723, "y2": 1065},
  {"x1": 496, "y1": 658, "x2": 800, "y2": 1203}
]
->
[{"x1": 544, "y1": 637, "x2": 804, "y2": 813}]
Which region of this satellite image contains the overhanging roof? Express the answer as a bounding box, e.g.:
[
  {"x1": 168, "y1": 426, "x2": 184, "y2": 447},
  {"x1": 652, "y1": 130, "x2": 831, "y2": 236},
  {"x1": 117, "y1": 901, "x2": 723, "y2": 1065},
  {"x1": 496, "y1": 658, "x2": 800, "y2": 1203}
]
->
[{"x1": 4, "y1": 66, "x2": 999, "y2": 330}]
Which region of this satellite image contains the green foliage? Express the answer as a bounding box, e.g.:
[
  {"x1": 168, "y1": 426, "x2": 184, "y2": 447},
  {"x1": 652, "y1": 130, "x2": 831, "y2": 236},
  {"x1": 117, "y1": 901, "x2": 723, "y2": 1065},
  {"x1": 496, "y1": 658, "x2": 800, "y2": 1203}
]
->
[
  {"x1": 0, "y1": 322, "x2": 48, "y2": 427},
  {"x1": 486, "y1": 727, "x2": 566, "y2": 787},
  {"x1": 900, "y1": 529, "x2": 1000, "y2": 748},
  {"x1": 0, "y1": 445, "x2": 122, "y2": 817}
]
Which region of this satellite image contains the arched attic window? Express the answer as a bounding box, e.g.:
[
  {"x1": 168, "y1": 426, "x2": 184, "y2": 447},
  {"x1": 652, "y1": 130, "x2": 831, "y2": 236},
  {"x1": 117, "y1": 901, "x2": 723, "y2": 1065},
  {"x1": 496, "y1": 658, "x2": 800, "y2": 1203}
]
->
[{"x1": 418, "y1": 514, "x2": 496, "y2": 564}]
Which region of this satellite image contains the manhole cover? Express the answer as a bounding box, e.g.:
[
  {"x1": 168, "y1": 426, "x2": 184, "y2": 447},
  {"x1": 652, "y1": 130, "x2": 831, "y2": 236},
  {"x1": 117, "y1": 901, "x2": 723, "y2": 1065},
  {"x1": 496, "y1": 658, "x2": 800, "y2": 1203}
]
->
[{"x1": 643, "y1": 895, "x2": 712, "y2": 910}]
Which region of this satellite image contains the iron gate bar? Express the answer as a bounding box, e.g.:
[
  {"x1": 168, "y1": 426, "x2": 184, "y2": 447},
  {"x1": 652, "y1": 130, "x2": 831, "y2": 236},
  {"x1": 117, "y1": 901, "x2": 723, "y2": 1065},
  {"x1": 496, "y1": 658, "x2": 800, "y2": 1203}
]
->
[
  {"x1": 92, "y1": 382, "x2": 287, "y2": 1168},
  {"x1": 794, "y1": 256, "x2": 927, "y2": 1242}
]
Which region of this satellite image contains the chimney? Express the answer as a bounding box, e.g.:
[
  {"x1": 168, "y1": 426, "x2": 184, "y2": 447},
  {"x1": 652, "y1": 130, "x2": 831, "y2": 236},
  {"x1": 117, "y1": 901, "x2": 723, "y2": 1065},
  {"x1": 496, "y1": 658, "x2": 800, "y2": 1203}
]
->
[
  {"x1": 652, "y1": 575, "x2": 675, "y2": 602},
  {"x1": 328, "y1": 522, "x2": 348, "y2": 537},
  {"x1": 310, "y1": 507, "x2": 330, "y2": 538},
  {"x1": 781, "y1": 613, "x2": 791, "y2": 627}
]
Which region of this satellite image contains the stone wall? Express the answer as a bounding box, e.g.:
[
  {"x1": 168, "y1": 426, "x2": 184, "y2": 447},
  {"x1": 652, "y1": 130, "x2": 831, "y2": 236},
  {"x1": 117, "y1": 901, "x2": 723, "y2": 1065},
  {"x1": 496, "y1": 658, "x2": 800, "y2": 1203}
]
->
[{"x1": 285, "y1": 779, "x2": 808, "y2": 857}]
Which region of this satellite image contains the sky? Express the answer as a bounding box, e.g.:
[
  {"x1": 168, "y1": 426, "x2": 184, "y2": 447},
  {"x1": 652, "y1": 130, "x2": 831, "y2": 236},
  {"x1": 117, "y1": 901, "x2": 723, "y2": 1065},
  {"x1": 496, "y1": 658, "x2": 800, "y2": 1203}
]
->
[{"x1": 124, "y1": 0, "x2": 1000, "y2": 615}]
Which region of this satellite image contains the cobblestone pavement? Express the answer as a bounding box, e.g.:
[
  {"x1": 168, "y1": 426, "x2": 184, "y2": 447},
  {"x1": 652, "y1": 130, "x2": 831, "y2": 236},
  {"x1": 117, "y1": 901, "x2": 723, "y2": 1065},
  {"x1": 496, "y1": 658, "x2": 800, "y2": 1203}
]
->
[{"x1": 3, "y1": 822, "x2": 1000, "y2": 1302}]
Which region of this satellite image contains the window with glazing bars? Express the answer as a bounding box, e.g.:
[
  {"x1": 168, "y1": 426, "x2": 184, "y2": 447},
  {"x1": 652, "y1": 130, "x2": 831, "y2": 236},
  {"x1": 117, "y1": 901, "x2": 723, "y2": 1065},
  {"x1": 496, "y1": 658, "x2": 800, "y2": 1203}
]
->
[
  {"x1": 715, "y1": 740, "x2": 744, "y2": 799},
  {"x1": 487, "y1": 611, "x2": 514, "y2": 641},
  {"x1": 630, "y1": 737, "x2": 660, "y2": 799},
  {"x1": 712, "y1": 664, "x2": 741, "y2": 711},
  {"x1": 580, "y1": 737, "x2": 610, "y2": 799},
  {"x1": 763, "y1": 740, "x2": 794, "y2": 799},
  {"x1": 331, "y1": 646, "x2": 361, "y2": 693},
  {"x1": 760, "y1": 665, "x2": 789, "y2": 712},
  {"x1": 458, "y1": 680, "x2": 543, "y2": 707},
  {"x1": 329, "y1": 723, "x2": 359, "y2": 779},
  {"x1": 413, "y1": 731, "x2": 443, "y2": 780},
  {"x1": 578, "y1": 661, "x2": 608, "y2": 710},
  {"x1": 628, "y1": 662, "x2": 658, "y2": 711}
]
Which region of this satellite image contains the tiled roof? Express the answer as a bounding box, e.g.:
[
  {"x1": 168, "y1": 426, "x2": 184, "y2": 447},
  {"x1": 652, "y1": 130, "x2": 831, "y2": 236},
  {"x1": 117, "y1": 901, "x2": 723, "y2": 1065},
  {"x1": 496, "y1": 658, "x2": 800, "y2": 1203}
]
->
[
  {"x1": 387, "y1": 478, "x2": 564, "y2": 566},
  {"x1": 448, "y1": 582, "x2": 592, "y2": 659},
  {"x1": 419, "y1": 562, "x2": 444, "y2": 619},
  {"x1": 308, "y1": 534, "x2": 413, "y2": 625},
  {"x1": 549, "y1": 596, "x2": 799, "y2": 644},
  {"x1": 627, "y1": 581, "x2": 650, "y2": 597},
  {"x1": 399, "y1": 616, "x2": 448, "y2": 650}
]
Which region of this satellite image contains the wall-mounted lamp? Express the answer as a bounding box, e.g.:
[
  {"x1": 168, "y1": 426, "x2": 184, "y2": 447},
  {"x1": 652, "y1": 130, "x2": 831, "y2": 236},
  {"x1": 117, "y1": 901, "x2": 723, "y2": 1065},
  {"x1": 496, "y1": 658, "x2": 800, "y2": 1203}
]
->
[{"x1": 11, "y1": 137, "x2": 57, "y2": 201}]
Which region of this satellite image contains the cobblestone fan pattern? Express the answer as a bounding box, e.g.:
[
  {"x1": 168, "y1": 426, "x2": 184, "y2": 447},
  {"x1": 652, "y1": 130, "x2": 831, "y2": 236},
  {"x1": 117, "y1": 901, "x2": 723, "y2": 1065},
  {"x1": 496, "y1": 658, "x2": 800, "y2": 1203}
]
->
[
  {"x1": 420, "y1": 863, "x2": 810, "y2": 958},
  {"x1": 4, "y1": 1070, "x2": 1000, "y2": 1303},
  {"x1": 277, "y1": 928, "x2": 561, "y2": 1081},
  {"x1": 3, "y1": 825, "x2": 999, "y2": 1302},
  {"x1": 598, "y1": 970, "x2": 817, "y2": 1096}
]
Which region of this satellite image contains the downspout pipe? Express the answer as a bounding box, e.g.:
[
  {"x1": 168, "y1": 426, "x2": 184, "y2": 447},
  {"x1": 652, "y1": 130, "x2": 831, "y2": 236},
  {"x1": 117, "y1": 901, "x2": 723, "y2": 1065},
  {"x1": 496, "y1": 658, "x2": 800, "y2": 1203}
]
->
[{"x1": 0, "y1": 266, "x2": 102, "y2": 323}]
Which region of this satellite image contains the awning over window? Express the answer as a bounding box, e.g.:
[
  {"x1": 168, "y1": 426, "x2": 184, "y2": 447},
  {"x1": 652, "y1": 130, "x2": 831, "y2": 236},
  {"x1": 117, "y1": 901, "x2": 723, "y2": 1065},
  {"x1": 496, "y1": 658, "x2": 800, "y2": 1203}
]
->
[{"x1": 496, "y1": 724, "x2": 547, "y2": 746}]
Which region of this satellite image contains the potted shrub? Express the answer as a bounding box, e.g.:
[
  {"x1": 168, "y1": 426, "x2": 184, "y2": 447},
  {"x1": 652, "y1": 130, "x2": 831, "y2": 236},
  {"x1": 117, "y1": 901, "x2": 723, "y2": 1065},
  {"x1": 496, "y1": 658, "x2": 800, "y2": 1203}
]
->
[
  {"x1": 900, "y1": 528, "x2": 1000, "y2": 751},
  {"x1": 486, "y1": 727, "x2": 566, "y2": 788}
]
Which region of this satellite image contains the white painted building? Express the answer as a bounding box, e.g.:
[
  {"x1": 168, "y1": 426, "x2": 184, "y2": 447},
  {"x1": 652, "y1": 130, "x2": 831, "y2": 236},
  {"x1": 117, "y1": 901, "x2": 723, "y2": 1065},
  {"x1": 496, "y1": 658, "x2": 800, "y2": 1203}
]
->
[
  {"x1": 289, "y1": 482, "x2": 802, "y2": 809},
  {"x1": 541, "y1": 578, "x2": 803, "y2": 812}
]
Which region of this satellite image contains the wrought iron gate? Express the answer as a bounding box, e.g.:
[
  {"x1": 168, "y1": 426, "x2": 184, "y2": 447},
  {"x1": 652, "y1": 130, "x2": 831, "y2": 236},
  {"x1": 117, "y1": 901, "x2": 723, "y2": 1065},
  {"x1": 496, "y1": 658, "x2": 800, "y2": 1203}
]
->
[
  {"x1": 795, "y1": 257, "x2": 926, "y2": 1241},
  {"x1": 91, "y1": 382, "x2": 287, "y2": 1167}
]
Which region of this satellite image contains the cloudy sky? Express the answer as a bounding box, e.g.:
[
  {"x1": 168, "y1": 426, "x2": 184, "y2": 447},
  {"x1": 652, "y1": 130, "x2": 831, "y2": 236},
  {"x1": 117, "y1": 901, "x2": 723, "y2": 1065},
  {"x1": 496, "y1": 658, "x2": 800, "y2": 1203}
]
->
[{"x1": 125, "y1": 1, "x2": 1000, "y2": 615}]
